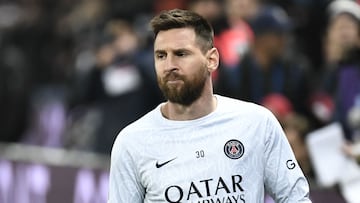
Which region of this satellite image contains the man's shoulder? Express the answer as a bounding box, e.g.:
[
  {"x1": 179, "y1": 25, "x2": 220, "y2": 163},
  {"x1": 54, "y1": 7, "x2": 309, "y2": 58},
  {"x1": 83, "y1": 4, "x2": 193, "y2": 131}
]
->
[
  {"x1": 217, "y1": 95, "x2": 271, "y2": 115},
  {"x1": 216, "y1": 95, "x2": 277, "y2": 126},
  {"x1": 123, "y1": 106, "x2": 160, "y2": 133},
  {"x1": 113, "y1": 105, "x2": 159, "y2": 140}
]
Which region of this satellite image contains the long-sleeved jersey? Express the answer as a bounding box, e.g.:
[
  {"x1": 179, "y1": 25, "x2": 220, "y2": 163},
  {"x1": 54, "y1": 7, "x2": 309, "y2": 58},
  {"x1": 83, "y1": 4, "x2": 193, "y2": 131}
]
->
[{"x1": 108, "y1": 95, "x2": 311, "y2": 203}]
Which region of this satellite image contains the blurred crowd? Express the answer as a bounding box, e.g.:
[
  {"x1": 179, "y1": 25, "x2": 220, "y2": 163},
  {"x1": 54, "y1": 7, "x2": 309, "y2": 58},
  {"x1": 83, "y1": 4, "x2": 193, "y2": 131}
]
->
[{"x1": 1, "y1": 0, "x2": 360, "y2": 183}]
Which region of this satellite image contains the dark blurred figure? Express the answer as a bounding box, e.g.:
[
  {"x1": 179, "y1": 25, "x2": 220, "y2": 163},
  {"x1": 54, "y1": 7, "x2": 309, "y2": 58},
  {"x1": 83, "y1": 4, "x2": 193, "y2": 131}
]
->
[
  {"x1": 0, "y1": 1, "x2": 34, "y2": 142},
  {"x1": 0, "y1": 39, "x2": 30, "y2": 142},
  {"x1": 317, "y1": 0, "x2": 360, "y2": 140},
  {"x1": 266, "y1": 0, "x2": 331, "y2": 70},
  {"x1": 320, "y1": 0, "x2": 360, "y2": 94},
  {"x1": 4, "y1": 0, "x2": 106, "y2": 147},
  {"x1": 65, "y1": 19, "x2": 162, "y2": 154},
  {"x1": 216, "y1": 5, "x2": 312, "y2": 117}
]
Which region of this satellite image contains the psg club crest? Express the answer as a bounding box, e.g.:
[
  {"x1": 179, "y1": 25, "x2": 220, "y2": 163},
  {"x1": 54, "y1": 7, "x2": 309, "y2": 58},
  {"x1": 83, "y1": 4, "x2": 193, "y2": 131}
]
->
[{"x1": 224, "y1": 139, "x2": 244, "y2": 159}]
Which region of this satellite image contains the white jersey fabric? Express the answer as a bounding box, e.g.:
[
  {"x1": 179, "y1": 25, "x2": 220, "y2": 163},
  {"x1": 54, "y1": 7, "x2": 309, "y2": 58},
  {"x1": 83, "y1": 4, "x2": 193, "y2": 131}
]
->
[{"x1": 108, "y1": 95, "x2": 311, "y2": 203}]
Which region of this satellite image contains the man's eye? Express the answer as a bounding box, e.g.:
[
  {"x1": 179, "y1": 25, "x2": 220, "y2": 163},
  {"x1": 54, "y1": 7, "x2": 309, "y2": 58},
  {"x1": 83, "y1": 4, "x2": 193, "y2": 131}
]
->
[
  {"x1": 176, "y1": 52, "x2": 187, "y2": 57},
  {"x1": 156, "y1": 53, "x2": 166, "y2": 59}
]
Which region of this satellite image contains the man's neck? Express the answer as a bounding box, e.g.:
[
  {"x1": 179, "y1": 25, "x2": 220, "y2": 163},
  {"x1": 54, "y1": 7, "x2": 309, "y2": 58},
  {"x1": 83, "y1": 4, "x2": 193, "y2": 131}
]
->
[{"x1": 161, "y1": 89, "x2": 217, "y2": 121}]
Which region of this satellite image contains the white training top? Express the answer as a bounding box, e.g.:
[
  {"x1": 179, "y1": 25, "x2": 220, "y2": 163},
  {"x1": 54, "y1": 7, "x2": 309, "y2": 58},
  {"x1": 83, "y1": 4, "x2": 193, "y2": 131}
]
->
[{"x1": 108, "y1": 95, "x2": 311, "y2": 203}]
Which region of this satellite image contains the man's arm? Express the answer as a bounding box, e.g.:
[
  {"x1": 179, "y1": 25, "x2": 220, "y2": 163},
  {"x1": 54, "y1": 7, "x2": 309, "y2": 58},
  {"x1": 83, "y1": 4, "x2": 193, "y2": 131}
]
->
[
  {"x1": 263, "y1": 113, "x2": 312, "y2": 202},
  {"x1": 108, "y1": 133, "x2": 145, "y2": 203}
]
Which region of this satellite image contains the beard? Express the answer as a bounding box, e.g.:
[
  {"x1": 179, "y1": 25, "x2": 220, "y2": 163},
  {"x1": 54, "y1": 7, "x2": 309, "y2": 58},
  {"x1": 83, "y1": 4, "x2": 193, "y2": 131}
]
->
[{"x1": 157, "y1": 65, "x2": 208, "y2": 106}]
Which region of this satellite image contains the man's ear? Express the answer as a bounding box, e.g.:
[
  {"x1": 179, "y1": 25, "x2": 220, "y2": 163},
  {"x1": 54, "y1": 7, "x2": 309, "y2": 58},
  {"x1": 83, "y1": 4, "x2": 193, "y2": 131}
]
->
[{"x1": 206, "y1": 47, "x2": 219, "y2": 73}]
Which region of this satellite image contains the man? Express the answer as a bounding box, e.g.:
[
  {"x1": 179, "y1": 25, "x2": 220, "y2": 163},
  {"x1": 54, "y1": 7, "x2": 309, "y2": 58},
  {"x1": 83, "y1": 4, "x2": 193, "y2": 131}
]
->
[{"x1": 108, "y1": 9, "x2": 311, "y2": 203}]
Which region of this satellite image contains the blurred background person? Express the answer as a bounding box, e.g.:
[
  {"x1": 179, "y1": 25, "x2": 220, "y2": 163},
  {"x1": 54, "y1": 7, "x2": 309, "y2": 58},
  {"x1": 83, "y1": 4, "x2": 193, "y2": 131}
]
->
[
  {"x1": 214, "y1": 0, "x2": 259, "y2": 69},
  {"x1": 320, "y1": 0, "x2": 360, "y2": 95},
  {"x1": 0, "y1": 1, "x2": 37, "y2": 143},
  {"x1": 216, "y1": 5, "x2": 312, "y2": 119},
  {"x1": 324, "y1": 0, "x2": 360, "y2": 69},
  {"x1": 0, "y1": 33, "x2": 30, "y2": 143},
  {"x1": 316, "y1": 0, "x2": 360, "y2": 140},
  {"x1": 64, "y1": 19, "x2": 162, "y2": 154}
]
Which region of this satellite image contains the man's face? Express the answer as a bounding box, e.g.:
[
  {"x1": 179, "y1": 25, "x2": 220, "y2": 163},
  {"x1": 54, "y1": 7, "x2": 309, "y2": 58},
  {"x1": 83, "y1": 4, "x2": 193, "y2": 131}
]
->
[{"x1": 154, "y1": 28, "x2": 209, "y2": 105}]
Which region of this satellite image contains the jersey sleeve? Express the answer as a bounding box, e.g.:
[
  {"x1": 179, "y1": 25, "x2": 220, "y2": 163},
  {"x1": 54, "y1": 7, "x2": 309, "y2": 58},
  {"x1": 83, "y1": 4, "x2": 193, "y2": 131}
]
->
[
  {"x1": 108, "y1": 132, "x2": 145, "y2": 203},
  {"x1": 263, "y1": 112, "x2": 312, "y2": 202}
]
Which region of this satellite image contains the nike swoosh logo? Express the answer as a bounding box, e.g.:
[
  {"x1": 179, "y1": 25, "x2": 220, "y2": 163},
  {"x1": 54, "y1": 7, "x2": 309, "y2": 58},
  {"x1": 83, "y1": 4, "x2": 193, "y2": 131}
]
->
[{"x1": 155, "y1": 157, "x2": 177, "y2": 168}]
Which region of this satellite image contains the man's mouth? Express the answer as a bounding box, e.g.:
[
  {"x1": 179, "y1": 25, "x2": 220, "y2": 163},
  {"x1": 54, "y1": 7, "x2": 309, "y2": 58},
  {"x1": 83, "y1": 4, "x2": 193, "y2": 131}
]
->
[{"x1": 164, "y1": 73, "x2": 183, "y2": 84}]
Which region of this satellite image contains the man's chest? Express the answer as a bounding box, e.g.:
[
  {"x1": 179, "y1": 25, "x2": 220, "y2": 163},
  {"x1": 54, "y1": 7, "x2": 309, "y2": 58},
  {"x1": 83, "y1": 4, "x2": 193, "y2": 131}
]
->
[{"x1": 136, "y1": 126, "x2": 266, "y2": 202}]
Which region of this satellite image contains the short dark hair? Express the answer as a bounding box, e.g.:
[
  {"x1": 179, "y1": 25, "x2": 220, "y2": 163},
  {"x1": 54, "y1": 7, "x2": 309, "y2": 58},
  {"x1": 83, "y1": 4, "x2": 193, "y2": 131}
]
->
[{"x1": 150, "y1": 9, "x2": 214, "y2": 52}]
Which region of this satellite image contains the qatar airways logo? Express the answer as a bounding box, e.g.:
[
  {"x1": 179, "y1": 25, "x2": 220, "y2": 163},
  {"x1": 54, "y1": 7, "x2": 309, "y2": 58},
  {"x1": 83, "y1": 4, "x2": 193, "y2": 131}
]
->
[{"x1": 164, "y1": 175, "x2": 246, "y2": 203}]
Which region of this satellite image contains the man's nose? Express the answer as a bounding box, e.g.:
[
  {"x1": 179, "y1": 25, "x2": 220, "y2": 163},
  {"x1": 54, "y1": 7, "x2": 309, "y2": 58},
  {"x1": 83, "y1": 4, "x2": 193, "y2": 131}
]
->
[{"x1": 164, "y1": 55, "x2": 178, "y2": 72}]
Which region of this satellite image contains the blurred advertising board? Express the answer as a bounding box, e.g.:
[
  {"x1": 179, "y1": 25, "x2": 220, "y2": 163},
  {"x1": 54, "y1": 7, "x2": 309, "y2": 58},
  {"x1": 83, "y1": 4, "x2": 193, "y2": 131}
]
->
[{"x1": 0, "y1": 143, "x2": 109, "y2": 203}]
